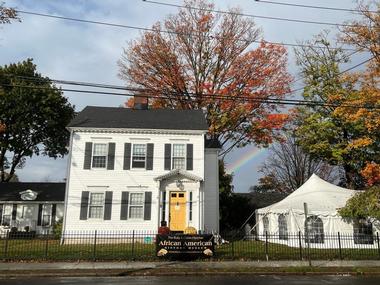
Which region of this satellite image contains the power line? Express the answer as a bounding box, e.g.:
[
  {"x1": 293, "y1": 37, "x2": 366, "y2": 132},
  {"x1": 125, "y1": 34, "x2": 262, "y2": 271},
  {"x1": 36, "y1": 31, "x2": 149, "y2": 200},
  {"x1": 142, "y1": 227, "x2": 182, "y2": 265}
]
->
[
  {"x1": 2, "y1": 78, "x2": 379, "y2": 110},
  {"x1": 291, "y1": 55, "x2": 374, "y2": 91},
  {"x1": 253, "y1": 0, "x2": 378, "y2": 14},
  {"x1": 2, "y1": 54, "x2": 373, "y2": 109},
  {"x1": 4, "y1": 55, "x2": 374, "y2": 103},
  {"x1": 142, "y1": 0, "x2": 362, "y2": 28},
  {"x1": 14, "y1": 9, "x2": 355, "y2": 51}
]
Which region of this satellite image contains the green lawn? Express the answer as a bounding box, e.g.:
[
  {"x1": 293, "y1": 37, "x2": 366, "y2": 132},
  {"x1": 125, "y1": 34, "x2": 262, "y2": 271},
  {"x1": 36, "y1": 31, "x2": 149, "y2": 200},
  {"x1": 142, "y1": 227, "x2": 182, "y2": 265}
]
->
[{"x1": 0, "y1": 238, "x2": 379, "y2": 261}]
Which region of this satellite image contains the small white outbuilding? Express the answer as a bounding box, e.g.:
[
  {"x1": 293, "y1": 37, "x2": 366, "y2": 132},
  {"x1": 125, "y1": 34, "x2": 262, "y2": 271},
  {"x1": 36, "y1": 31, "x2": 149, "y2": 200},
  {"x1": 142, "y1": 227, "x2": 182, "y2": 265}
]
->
[{"x1": 255, "y1": 174, "x2": 379, "y2": 248}]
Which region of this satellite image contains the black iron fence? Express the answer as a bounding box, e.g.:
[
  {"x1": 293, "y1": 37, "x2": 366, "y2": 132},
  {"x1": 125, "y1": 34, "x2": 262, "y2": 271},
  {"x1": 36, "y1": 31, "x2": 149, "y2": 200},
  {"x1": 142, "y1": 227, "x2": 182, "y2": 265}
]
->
[{"x1": 0, "y1": 230, "x2": 379, "y2": 261}]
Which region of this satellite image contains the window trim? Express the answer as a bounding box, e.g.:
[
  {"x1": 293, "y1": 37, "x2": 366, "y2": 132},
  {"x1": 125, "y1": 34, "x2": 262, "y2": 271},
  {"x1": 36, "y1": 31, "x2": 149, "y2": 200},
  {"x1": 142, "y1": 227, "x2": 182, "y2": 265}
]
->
[
  {"x1": 128, "y1": 192, "x2": 145, "y2": 220},
  {"x1": 171, "y1": 143, "x2": 186, "y2": 170},
  {"x1": 41, "y1": 204, "x2": 52, "y2": 227},
  {"x1": 91, "y1": 143, "x2": 108, "y2": 169},
  {"x1": 88, "y1": 192, "x2": 105, "y2": 220},
  {"x1": 131, "y1": 143, "x2": 147, "y2": 170},
  {"x1": 1, "y1": 204, "x2": 12, "y2": 227}
]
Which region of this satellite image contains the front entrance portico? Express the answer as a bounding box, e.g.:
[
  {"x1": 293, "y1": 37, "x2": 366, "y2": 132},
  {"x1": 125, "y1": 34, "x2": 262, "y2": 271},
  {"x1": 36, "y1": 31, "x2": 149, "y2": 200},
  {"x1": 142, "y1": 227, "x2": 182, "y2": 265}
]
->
[{"x1": 154, "y1": 169, "x2": 203, "y2": 232}]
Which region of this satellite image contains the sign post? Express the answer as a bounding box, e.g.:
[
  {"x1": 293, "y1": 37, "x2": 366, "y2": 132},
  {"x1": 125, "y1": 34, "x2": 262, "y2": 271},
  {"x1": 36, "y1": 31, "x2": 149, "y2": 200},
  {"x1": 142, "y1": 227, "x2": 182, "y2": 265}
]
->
[{"x1": 304, "y1": 202, "x2": 311, "y2": 266}]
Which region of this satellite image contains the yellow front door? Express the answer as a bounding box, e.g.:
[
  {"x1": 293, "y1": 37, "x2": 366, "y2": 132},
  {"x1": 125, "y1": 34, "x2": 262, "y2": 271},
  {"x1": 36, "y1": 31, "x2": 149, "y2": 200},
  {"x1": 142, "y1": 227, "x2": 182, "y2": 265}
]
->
[{"x1": 169, "y1": 191, "x2": 186, "y2": 231}]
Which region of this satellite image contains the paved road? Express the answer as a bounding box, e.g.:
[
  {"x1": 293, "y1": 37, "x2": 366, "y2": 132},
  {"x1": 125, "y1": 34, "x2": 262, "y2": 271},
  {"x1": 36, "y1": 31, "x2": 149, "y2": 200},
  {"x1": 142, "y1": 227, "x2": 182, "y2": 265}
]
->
[{"x1": 1, "y1": 276, "x2": 380, "y2": 285}]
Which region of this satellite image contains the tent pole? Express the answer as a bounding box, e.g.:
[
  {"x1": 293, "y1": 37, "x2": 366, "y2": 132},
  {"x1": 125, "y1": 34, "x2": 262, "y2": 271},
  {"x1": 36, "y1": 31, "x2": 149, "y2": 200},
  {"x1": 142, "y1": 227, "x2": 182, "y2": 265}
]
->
[{"x1": 304, "y1": 202, "x2": 311, "y2": 266}]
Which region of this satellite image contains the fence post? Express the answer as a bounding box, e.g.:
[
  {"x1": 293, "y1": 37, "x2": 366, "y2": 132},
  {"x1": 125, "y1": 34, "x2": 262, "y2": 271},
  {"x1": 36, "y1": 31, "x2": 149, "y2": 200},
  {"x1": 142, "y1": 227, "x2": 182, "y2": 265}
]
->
[
  {"x1": 338, "y1": 232, "x2": 342, "y2": 260},
  {"x1": 44, "y1": 233, "x2": 49, "y2": 260},
  {"x1": 265, "y1": 231, "x2": 269, "y2": 261},
  {"x1": 93, "y1": 230, "x2": 97, "y2": 261},
  {"x1": 298, "y1": 231, "x2": 303, "y2": 260},
  {"x1": 377, "y1": 232, "x2": 380, "y2": 259},
  {"x1": 131, "y1": 230, "x2": 135, "y2": 259}
]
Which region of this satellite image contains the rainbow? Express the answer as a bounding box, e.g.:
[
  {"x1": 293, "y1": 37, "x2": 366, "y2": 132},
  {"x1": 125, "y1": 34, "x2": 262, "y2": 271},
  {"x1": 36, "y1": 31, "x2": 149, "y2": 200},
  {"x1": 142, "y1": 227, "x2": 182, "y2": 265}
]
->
[{"x1": 226, "y1": 147, "x2": 267, "y2": 174}]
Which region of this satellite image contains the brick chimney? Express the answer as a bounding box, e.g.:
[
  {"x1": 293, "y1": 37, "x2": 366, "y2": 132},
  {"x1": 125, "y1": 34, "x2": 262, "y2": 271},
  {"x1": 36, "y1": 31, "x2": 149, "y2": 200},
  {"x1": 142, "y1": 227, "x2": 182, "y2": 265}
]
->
[{"x1": 133, "y1": 96, "x2": 148, "y2": 110}]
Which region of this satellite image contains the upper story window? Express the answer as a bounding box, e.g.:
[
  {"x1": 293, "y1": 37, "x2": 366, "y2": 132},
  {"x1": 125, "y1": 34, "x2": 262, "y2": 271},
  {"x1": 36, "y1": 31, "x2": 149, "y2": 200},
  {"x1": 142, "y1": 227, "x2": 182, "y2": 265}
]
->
[
  {"x1": 132, "y1": 144, "x2": 146, "y2": 169},
  {"x1": 129, "y1": 193, "x2": 144, "y2": 219},
  {"x1": 88, "y1": 192, "x2": 104, "y2": 219},
  {"x1": 172, "y1": 144, "x2": 186, "y2": 170},
  {"x1": 92, "y1": 143, "x2": 107, "y2": 168}
]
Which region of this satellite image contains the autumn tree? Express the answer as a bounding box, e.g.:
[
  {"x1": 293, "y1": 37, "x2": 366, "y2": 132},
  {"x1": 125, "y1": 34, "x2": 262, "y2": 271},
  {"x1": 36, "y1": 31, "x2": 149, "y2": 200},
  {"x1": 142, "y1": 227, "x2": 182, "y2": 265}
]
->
[
  {"x1": 0, "y1": 59, "x2": 74, "y2": 182},
  {"x1": 119, "y1": 0, "x2": 291, "y2": 156},
  {"x1": 0, "y1": 2, "x2": 19, "y2": 24},
  {"x1": 256, "y1": 133, "x2": 338, "y2": 192},
  {"x1": 293, "y1": 33, "x2": 373, "y2": 189},
  {"x1": 335, "y1": 0, "x2": 380, "y2": 186}
]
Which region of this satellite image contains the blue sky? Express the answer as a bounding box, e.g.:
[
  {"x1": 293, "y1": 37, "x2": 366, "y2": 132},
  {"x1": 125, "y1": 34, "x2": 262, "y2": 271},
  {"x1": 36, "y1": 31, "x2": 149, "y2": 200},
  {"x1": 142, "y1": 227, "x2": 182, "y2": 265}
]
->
[{"x1": 0, "y1": 0, "x2": 368, "y2": 192}]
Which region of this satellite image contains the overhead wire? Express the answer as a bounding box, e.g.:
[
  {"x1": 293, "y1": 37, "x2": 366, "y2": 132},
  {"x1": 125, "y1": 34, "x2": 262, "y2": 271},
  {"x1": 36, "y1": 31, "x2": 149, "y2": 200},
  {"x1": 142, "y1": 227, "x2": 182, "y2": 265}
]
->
[
  {"x1": 14, "y1": 9, "x2": 355, "y2": 51},
  {"x1": 141, "y1": 0, "x2": 363, "y2": 27},
  {"x1": 253, "y1": 0, "x2": 379, "y2": 14}
]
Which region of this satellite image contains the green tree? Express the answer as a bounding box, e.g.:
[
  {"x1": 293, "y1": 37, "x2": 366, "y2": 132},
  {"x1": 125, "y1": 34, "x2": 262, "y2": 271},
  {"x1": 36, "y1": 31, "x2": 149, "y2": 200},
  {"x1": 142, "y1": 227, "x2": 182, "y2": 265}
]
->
[
  {"x1": 338, "y1": 186, "x2": 380, "y2": 220},
  {"x1": 219, "y1": 160, "x2": 252, "y2": 232},
  {"x1": 0, "y1": 59, "x2": 74, "y2": 182},
  {"x1": 294, "y1": 33, "x2": 368, "y2": 189}
]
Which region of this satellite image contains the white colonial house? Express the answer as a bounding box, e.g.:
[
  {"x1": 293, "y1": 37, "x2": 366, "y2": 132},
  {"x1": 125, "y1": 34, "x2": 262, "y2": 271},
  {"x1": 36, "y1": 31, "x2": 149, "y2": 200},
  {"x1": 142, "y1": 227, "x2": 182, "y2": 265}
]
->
[
  {"x1": 63, "y1": 104, "x2": 220, "y2": 234},
  {"x1": 0, "y1": 182, "x2": 65, "y2": 236}
]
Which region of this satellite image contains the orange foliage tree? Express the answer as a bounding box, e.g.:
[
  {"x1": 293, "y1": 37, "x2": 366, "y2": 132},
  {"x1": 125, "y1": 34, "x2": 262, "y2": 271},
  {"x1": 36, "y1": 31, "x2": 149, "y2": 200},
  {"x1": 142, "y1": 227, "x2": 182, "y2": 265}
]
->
[
  {"x1": 335, "y1": 1, "x2": 380, "y2": 186},
  {"x1": 118, "y1": 0, "x2": 292, "y2": 156}
]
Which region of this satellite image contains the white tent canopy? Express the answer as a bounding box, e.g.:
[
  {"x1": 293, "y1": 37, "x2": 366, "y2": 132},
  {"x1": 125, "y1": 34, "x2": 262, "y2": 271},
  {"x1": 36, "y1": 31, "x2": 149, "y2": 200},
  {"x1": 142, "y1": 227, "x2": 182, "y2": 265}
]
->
[
  {"x1": 257, "y1": 174, "x2": 357, "y2": 217},
  {"x1": 255, "y1": 174, "x2": 378, "y2": 248}
]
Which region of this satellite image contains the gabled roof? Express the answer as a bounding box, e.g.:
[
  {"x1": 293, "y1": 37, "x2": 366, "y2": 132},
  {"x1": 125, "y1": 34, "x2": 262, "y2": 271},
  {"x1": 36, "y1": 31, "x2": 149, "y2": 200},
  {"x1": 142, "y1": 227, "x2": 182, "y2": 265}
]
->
[
  {"x1": 154, "y1": 169, "x2": 203, "y2": 182},
  {"x1": 68, "y1": 106, "x2": 209, "y2": 131},
  {"x1": 257, "y1": 174, "x2": 358, "y2": 215},
  {"x1": 0, "y1": 182, "x2": 66, "y2": 202}
]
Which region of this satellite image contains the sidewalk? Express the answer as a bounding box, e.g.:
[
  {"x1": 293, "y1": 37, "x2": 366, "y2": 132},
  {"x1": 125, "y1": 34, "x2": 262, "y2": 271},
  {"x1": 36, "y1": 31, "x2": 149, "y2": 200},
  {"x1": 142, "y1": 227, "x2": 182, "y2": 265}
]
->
[{"x1": 1, "y1": 260, "x2": 380, "y2": 277}]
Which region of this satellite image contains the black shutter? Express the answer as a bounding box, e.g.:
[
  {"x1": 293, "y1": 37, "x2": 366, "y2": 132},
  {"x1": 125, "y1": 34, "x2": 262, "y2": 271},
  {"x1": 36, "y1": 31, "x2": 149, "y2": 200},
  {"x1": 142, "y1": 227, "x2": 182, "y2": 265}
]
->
[
  {"x1": 79, "y1": 191, "x2": 90, "y2": 220},
  {"x1": 0, "y1": 204, "x2": 3, "y2": 225},
  {"x1": 146, "y1": 143, "x2": 154, "y2": 170},
  {"x1": 83, "y1": 142, "x2": 93, "y2": 169},
  {"x1": 164, "y1": 144, "x2": 171, "y2": 170},
  {"x1": 104, "y1": 191, "x2": 113, "y2": 220},
  {"x1": 120, "y1": 191, "x2": 129, "y2": 220},
  {"x1": 123, "y1": 143, "x2": 131, "y2": 170},
  {"x1": 107, "y1": 142, "x2": 116, "y2": 170},
  {"x1": 11, "y1": 204, "x2": 17, "y2": 222},
  {"x1": 51, "y1": 204, "x2": 57, "y2": 225},
  {"x1": 37, "y1": 204, "x2": 43, "y2": 226},
  {"x1": 186, "y1": 144, "x2": 193, "y2": 170},
  {"x1": 144, "y1": 192, "x2": 152, "y2": 220}
]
